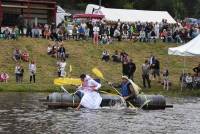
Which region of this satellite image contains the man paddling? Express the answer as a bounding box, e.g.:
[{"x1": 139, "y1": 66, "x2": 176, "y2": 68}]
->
[
  {"x1": 75, "y1": 74, "x2": 102, "y2": 110},
  {"x1": 110, "y1": 76, "x2": 140, "y2": 105}
]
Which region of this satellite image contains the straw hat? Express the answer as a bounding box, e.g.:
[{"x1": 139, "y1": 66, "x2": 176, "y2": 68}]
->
[{"x1": 122, "y1": 75, "x2": 129, "y2": 80}]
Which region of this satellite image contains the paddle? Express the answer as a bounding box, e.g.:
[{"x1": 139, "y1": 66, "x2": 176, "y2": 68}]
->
[{"x1": 92, "y1": 67, "x2": 137, "y2": 109}]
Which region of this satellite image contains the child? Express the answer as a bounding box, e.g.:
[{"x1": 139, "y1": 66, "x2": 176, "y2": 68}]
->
[{"x1": 163, "y1": 68, "x2": 169, "y2": 90}]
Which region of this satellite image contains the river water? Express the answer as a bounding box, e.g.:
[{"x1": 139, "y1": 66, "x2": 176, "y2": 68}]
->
[{"x1": 0, "y1": 92, "x2": 200, "y2": 134}]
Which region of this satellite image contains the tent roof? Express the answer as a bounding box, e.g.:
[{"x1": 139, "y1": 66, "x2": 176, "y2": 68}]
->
[
  {"x1": 85, "y1": 4, "x2": 176, "y2": 23},
  {"x1": 73, "y1": 14, "x2": 104, "y2": 19},
  {"x1": 168, "y1": 34, "x2": 200, "y2": 56}
]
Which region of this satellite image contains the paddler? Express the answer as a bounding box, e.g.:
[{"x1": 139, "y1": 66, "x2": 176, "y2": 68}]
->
[
  {"x1": 75, "y1": 74, "x2": 102, "y2": 110},
  {"x1": 110, "y1": 76, "x2": 140, "y2": 104}
]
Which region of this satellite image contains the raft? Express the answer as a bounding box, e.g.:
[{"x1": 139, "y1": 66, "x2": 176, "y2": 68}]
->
[{"x1": 43, "y1": 92, "x2": 173, "y2": 110}]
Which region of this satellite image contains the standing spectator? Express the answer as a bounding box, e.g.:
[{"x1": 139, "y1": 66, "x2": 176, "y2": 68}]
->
[
  {"x1": 154, "y1": 58, "x2": 160, "y2": 82},
  {"x1": 122, "y1": 61, "x2": 129, "y2": 77},
  {"x1": 128, "y1": 59, "x2": 136, "y2": 81},
  {"x1": 29, "y1": 60, "x2": 36, "y2": 83},
  {"x1": 26, "y1": 21, "x2": 32, "y2": 37},
  {"x1": 142, "y1": 60, "x2": 151, "y2": 88},
  {"x1": 19, "y1": 65, "x2": 24, "y2": 83},
  {"x1": 15, "y1": 63, "x2": 21, "y2": 83},
  {"x1": 93, "y1": 24, "x2": 100, "y2": 44},
  {"x1": 17, "y1": 15, "x2": 25, "y2": 35},
  {"x1": 162, "y1": 68, "x2": 169, "y2": 90}
]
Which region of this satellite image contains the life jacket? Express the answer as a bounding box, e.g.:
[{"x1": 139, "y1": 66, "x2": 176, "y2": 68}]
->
[{"x1": 121, "y1": 82, "x2": 131, "y2": 97}]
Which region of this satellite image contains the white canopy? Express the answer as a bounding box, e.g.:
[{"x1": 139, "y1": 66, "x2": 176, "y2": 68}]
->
[
  {"x1": 56, "y1": 6, "x2": 71, "y2": 26},
  {"x1": 168, "y1": 34, "x2": 200, "y2": 56},
  {"x1": 85, "y1": 4, "x2": 176, "y2": 24}
]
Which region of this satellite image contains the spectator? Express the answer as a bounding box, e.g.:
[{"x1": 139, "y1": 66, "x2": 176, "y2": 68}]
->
[
  {"x1": 153, "y1": 58, "x2": 160, "y2": 82},
  {"x1": 142, "y1": 60, "x2": 151, "y2": 88},
  {"x1": 58, "y1": 44, "x2": 66, "y2": 60},
  {"x1": 122, "y1": 60, "x2": 129, "y2": 77},
  {"x1": 93, "y1": 24, "x2": 100, "y2": 44},
  {"x1": 29, "y1": 60, "x2": 36, "y2": 83},
  {"x1": 57, "y1": 59, "x2": 67, "y2": 77},
  {"x1": 10, "y1": 27, "x2": 17, "y2": 40},
  {"x1": 0, "y1": 72, "x2": 9, "y2": 83},
  {"x1": 162, "y1": 68, "x2": 169, "y2": 90},
  {"x1": 47, "y1": 44, "x2": 52, "y2": 55},
  {"x1": 3, "y1": 27, "x2": 10, "y2": 39},
  {"x1": 78, "y1": 25, "x2": 85, "y2": 40},
  {"x1": 13, "y1": 48, "x2": 21, "y2": 62},
  {"x1": 185, "y1": 73, "x2": 193, "y2": 88},
  {"x1": 114, "y1": 28, "x2": 121, "y2": 41},
  {"x1": 21, "y1": 50, "x2": 29, "y2": 62},
  {"x1": 128, "y1": 59, "x2": 136, "y2": 81},
  {"x1": 19, "y1": 65, "x2": 24, "y2": 83},
  {"x1": 112, "y1": 50, "x2": 121, "y2": 63},
  {"x1": 102, "y1": 51, "x2": 110, "y2": 62},
  {"x1": 15, "y1": 63, "x2": 21, "y2": 83},
  {"x1": 139, "y1": 28, "x2": 146, "y2": 42},
  {"x1": 193, "y1": 64, "x2": 200, "y2": 75}
]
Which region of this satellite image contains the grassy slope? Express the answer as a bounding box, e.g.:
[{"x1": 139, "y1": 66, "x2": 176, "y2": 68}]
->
[{"x1": 0, "y1": 38, "x2": 200, "y2": 96}]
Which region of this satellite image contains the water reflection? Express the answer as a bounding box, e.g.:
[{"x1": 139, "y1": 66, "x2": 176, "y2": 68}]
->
[{"x1": 0, "y1": 93, "x2": 200, "y2": 134}]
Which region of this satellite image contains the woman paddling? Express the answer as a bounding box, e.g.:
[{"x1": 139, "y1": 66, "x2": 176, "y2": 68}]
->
[{"x1": 76, "y1": 74, "x2": 102, "y2": 110}]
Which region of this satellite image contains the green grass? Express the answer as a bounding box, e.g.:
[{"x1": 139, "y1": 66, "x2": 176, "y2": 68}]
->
[{"x1": 0, "y1": 38, "x2": 200, "y2": 96}]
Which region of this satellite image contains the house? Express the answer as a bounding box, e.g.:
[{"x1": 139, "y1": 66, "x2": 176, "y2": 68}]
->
[{"x1": 0, "y1": 0, "x2": 57, "y2": 27}]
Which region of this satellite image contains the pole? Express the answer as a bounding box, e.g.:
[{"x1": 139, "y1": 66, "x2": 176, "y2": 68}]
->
[
  {"x1": 99, "y1": 0, "x2": 102, "y2": 7},
  {"x1": 181, "y1": 57, "x2": 186, "y2": 91}
]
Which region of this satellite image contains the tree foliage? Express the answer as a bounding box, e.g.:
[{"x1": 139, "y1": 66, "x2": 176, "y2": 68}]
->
[{"x1": 57, "y1": 0, "x2": 200, "y2": 19}]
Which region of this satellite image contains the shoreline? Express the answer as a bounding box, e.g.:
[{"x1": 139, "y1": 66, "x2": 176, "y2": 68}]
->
[{"x1": 0, "y1": 84, "x2": 199, "y2": 97}]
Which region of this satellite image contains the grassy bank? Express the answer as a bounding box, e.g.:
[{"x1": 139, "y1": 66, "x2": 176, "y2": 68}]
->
[{"x1": 0, "y1": 38, "x2": 200, "y2": 97}]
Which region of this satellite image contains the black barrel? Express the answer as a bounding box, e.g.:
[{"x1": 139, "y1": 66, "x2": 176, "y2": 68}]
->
[{"x1": 133, "y1": 94, "x2": 166, "y2": 110}]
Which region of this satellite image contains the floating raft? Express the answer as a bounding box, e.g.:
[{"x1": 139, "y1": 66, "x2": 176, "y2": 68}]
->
[{"x1": 43, "y1": 92, "x2": 173, "y2": 110}]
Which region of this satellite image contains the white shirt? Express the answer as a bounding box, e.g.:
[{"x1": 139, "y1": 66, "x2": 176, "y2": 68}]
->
[
  {"x1": 93, "y1": 26, "x2": 100, "y2": 34},
  {"x1": 29, "y1": 64, "x2": 36, "y2": 73}
]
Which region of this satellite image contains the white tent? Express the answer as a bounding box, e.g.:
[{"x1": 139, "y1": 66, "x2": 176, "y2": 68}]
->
[
  {"x1": 56, "y1": 6, "x2": 71, "y2": 26},
  {"x1": 85, "y1": 4, "x2": 176, "y2": 23},
  {"x1": 168, "y1": 34, "x2": 200, "y2": 56}
]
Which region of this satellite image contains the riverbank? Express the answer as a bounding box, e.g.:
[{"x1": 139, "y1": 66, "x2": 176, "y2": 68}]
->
[{"x1": 0, "y1": 38, "x2": 200, "y2": 97}]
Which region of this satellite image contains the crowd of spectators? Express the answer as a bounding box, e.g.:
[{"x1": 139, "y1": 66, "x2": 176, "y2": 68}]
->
[{"x1": 1, "y1": 18, "x2": 200, "y2": 45}]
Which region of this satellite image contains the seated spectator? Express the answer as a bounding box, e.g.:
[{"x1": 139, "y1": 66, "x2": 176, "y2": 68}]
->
[
  {"x1": 47, "y1": 44, "x2": 52, "y2": 55},
  {"x1": 185, "y1": 73, "x2": 193, "y2": 88},
  {"x1": 58, "y1": 44, "x2": 66, "y2": 60},
  {"x1": 3, "y1": 27, "x2": 10, "y2": 39},
  {"x1": 21, "y1": 50, "x2": 29, "y2": 62},
  {"x1": 13, "y1": 48, "x2": 21, "y2": 62},
  {"x1": 160, "y1": 29, "x2": 167, "y2": 42},
  {"x1": 150, "y1": 30, "x2": 156, "y2": 43},
  {"x1": 0, "y1": 72, "x2": 9, "y2": 83},
  {"x1": 102, "y1": 51, "x2": 110, "y2": 62},
  {"x1": 120, "y1": 51, "x2": 129, "y2": 63},
  {"x1": 112, "y1": 50, "x2": 121, "y2": 63},
  {"x1": 100, "y1": 34, "x2": 109, "y2": 45},
  {"x1": 57, "y1": 30, "x2": 64, "y2": 42}
]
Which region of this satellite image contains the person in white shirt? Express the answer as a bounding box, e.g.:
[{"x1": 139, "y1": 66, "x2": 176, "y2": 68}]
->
[
  {"x1": 93, "y1": 24, "x2": 100, "y2": 44},
  {"x1": 76, "y1": 74, "x2": 102, "y2": 110},
  {"x1": 15, "y1": 63, "x2": 21, "y2": 83},
  {"x1": 29, "y1": 60, "x2": 36, "y2": 83}
]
